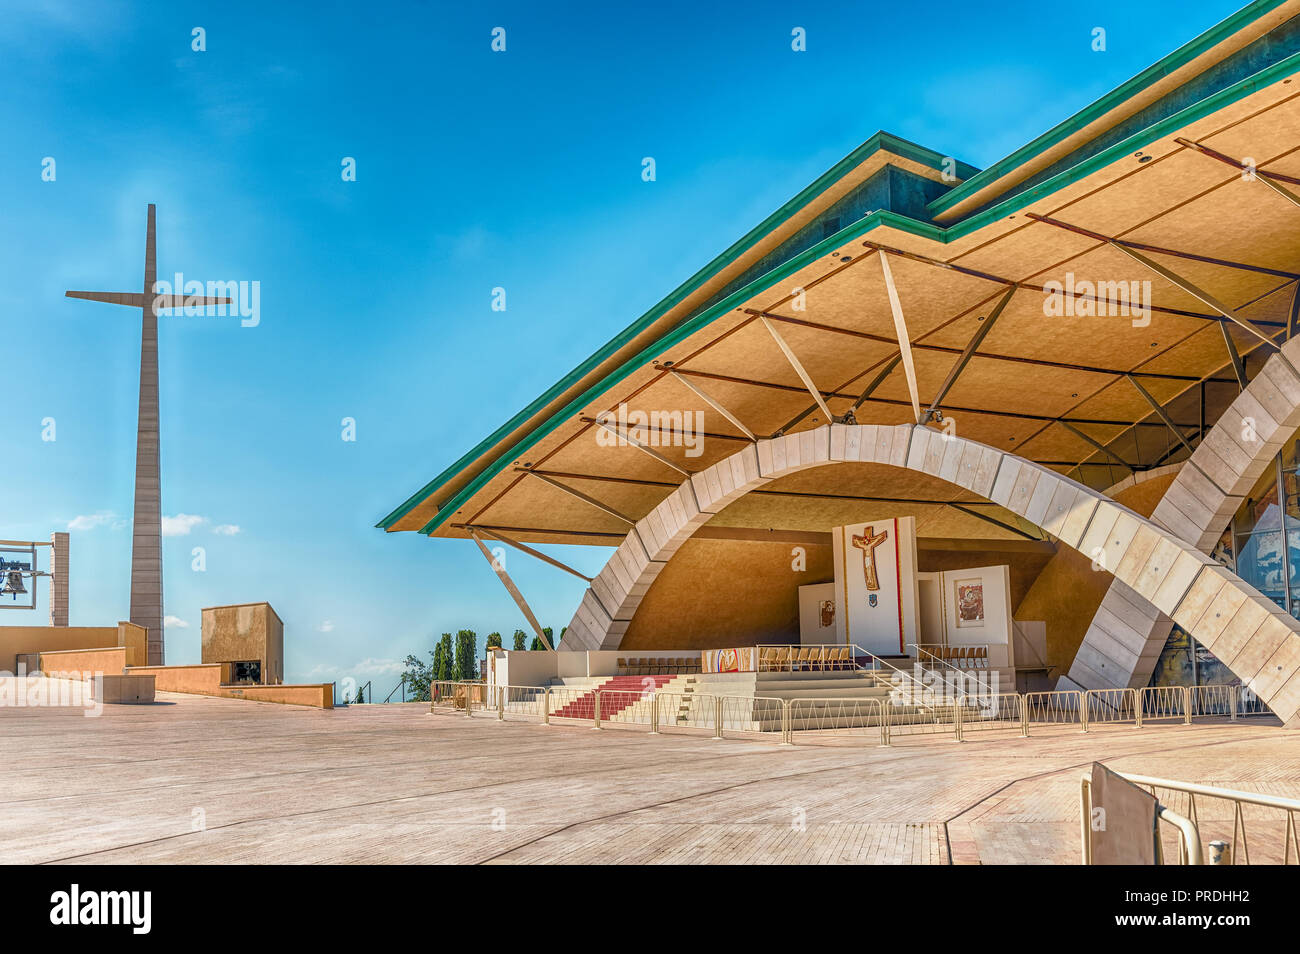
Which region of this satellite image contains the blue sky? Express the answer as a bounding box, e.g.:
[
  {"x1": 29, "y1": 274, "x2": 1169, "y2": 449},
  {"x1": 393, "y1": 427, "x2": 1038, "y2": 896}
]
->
[{"x1": 0, "y1": 0, "x2": 1245, "y2": 689}]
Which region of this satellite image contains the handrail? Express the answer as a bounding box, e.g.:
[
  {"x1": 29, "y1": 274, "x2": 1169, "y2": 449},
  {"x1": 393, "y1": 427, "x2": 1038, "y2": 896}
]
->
[
  {"x1": 1080, "y1": 772, "x2": 1203, "y2": 864},
  {"x1": 912, "y1": 642, "x2": 990, "y2": 672},
  {"x1": 383, "y1": 678, "x2": 407, "y2": 704},
  {"x1": 1121, "y1": 773, "x2": 1300, "y2": 812},
  {"x1": 909, "y1": 643, "x2": 981, "y2": 685}
]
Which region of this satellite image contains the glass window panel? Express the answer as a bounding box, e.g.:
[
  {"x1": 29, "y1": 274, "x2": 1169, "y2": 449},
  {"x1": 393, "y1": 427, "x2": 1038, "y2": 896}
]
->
[
  {"x1": 1234, "y1": 461, "x2": 1282, "y2": 536},
  {"x1": 1148, "y1": 625, "x2": 1193, "y2": 687},
  {"x1": 1233, "y1": 530, "x2": 1286, "y2": 609},
  {"x1": 1284, "y1": 437, "x2": 1300, "y2": 528}
]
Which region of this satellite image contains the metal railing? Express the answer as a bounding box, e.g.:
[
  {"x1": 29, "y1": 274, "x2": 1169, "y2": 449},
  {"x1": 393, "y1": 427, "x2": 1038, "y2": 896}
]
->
[
  {"x1": 1188, "y1": 683, "x2": 1271, "y2": 719},
  {"x1": 912, "y1": 642, "x2": 991, "y2": 670},
  {"x1": 959, "y1": 692, "x2": 1028, "y2": 738},
  {"x1": 1081, "y1": 771, "x2": 1300, "y2": 864},
  {"x1": 1080, "y1": 772, "x2": 1201, "y2": 865},
  {"x1": 429, "y1": 680, "x2": 1281, "y2": 747}
]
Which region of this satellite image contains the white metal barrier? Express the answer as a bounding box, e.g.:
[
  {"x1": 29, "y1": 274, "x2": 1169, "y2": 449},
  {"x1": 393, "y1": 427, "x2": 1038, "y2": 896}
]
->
[
  {"x1": 1084, "y1": 688, "x2": 1138, "y2": 730},
  {"x1": 1023, "y1": 690, "x2": 1083, "y2": 727},
  {"x1": 428, "y1": 680, "x2": 1281, "y2": 747}
]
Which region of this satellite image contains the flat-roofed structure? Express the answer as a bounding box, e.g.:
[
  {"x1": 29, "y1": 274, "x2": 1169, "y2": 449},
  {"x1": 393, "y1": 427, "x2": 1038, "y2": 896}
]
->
[{"x1": 380, "y1": 1, "x2": 1300, "y2": 725}]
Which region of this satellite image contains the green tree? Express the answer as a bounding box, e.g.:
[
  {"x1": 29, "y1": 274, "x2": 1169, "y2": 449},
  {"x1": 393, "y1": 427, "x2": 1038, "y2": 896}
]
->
[
  {"x1": 400, "y1": 653, "x2": 432, "y2": 702},
  {"x1": 454, "y1": 629, "x2": 478, "y2": 680},
  {"x1": 512, "y1": 629, "x2": 527, "y2": 651},
  {"x1": 486, "y1": 632, "x2": 503, "y2": 650},
  {"x1": 354, "y1": 684, "x2": 366, "y2": 704},
  {"x1": 529, "y1": 626, "x2": 555, "y2": 652},
  {"x1": 434, "y1": 633, "x2": 453, "y2": 682}
]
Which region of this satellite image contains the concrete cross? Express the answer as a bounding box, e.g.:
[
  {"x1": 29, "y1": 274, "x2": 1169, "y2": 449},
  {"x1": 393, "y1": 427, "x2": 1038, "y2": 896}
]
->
[
  {"x1": 851, "y1": 525, "x2": 889, "y2": 592},
  {"x1": 65, "y1": 205, "x2": 230, "y2": 665}
]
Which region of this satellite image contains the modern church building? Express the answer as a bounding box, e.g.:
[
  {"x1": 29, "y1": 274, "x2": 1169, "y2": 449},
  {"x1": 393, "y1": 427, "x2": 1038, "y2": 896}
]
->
[{"x1": 380, "y1": 1, "x2": 1300, "y2": 726}]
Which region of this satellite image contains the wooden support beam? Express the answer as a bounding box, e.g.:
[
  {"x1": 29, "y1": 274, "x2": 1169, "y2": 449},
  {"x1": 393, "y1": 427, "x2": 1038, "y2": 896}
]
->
[
  {"x1": 590, "y1": 415, "x2": 691, "y2": 476},
  {"x1": 473, "y1": 526, "x2": 593, "y2": 582},
  {"x1": 526, "y1": 471, "x2": 637, "y2": 525},
  {"x1": 1126, "y1": 374, "x2": 1197, "y2": 456},
  {"x1": 759, "y1": 315, "x2": 834, "y2": 422},
  {"x1": 669, "y1": 370, "x2": 756, "y2": 440},
  {"x1": 947, "y1": 503, "x2": 1042, "y2": 541},
  {"x1": 1175, "y1": 138, "x2": 1300, "y2": 208},
  {"x1": 1289, "y1": 283, "x2": 1300, "y2": 341},
  {"x1": 852, "y1": 353, "x2": 903, "y2": 411},
  {"x1": 924, "y1": 284, "x2": 1018, "y2": 422},
  {"x1": 1220, "y1": 321, "x2": 1248, "y2": 391},
  {"x1": 878, "y1": 252, "x2": 923, "y2": 423},
  {"x1": 1061, "y1": 421, "x2": 1133, "y2": 470},
  {"x1": 1110, "y1": 243, "x2": 1278, "y2": 351},
  {"x1": 470, "y1": 531, "x2": 552, "y2": 650}
]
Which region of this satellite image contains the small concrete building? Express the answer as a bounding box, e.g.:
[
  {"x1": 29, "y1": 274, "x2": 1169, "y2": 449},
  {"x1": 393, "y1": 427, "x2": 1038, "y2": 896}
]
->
[{"x1": 201, "y1": 602, "x2": 284, "y2": 685}]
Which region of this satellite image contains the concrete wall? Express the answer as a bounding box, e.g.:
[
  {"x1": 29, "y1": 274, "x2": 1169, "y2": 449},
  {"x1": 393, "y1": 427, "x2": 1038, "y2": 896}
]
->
[
  {"x1": 126, "y1": 662, "x2": 331, "y2": 708},
  {"x1": 39, "y1": 646, "x2": 127, "y2": 677},
  {"x1": 0, "y1": 626, "x2": 119, "y2": 670},
  {"x1": 117, "y1": 622, "x2": 147, "y2": 667},
  {"x1": 130, "y1": 663, "x2": 230, "y2": 694},
  {"x1": 493, "y1": 648, "x2": 692, "y2": 686},
  {"x1": 220, "y1": 684, "x2": 333, "y2": 708},
  {"x1": 201, "y1": 602, "x2": 284, "y2": 684},
  {"x1": 93, "y1": 674, "x2": 156, "y2": 704}
]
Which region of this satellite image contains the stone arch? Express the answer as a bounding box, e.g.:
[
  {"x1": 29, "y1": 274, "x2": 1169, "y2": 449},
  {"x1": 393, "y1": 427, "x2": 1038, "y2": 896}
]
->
[
  {"x1": 561, "y1": 421, "x2": 1300, "y2": 724},
  {"x1": 1067, "y1": 337, "x2": 1300, "y2": 706}
]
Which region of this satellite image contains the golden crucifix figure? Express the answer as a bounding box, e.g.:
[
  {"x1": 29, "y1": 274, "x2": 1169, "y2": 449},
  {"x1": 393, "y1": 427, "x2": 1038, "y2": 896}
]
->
[{"x1": 851, "y1": 525, "x2": 889, "y2": 591}]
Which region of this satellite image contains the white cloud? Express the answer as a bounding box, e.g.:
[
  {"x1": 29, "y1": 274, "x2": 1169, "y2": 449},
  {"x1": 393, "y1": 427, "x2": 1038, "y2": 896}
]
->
[
  {"x1": 161, "y1": 513, "x2": 205, "y2": 536},
  {"x1": 307, "y1": 657, "x2": 404, "y2": 680},
  {"x1": 67, "y1": 511, "x2": 119, "y2": 531},
  {"x1": 212, "y1": 524, "x2": 240, "y2": 536},
  {"x1": 163, "y1": 615, "x2": 189, "y2": 629},
  {"x1": 318, "y1": 620, "x2": 335, "y2": 633}
]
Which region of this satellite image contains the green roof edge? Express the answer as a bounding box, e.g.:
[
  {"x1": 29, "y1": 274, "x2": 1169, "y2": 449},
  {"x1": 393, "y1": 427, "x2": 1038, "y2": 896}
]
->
[
  {"x1": 376, "y1": 131, "x2": 971, "y2": 529},
  {"x1": 926, "y1": 0, "x2": 1290, "y2": 217}
]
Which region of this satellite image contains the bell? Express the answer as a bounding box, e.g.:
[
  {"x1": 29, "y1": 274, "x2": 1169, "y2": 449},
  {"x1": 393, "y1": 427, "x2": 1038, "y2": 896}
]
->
[{"x1": 1, "y1": 565, "x2": 28, "y2": 599}]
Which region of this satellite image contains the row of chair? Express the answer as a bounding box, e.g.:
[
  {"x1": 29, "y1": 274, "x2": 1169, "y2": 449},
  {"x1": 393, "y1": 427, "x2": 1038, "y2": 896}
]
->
[
  {"x1": 617, "y1": 657, "x2": 701, "y2": 675},
  {"x1": 925, "y1": 646, "x2": 990, "y2": 669},
  {"x1": 759, "y1": 646, "x2": 856, "y2": 671}
]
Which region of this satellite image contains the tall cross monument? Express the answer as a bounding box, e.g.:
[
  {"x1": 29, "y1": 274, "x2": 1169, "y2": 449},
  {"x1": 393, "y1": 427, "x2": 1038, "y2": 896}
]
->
[{"x1": 66, "y1": 205, "x2": 230, "y2": 665}]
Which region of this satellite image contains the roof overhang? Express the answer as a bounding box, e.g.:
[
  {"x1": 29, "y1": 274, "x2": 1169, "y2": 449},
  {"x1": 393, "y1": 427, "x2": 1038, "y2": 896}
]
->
[{"x1": 381, "y1": 0, "x2": 1300, "y2": 548}]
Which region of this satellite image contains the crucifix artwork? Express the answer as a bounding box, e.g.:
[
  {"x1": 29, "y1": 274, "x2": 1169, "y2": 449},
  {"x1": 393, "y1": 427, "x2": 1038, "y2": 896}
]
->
[{"x1": 851, "y1": 525, "x2": 889, "y2": 591}]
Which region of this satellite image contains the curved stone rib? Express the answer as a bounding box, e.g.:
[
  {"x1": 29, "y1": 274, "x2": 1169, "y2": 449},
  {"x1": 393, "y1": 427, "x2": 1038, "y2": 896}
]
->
[
  {"x1": 1068, "y1": 337, "x2": 1300, "y2": 717},
  {"x1": 562, "y1": 422, "x2": 1300, "y2": 724}
]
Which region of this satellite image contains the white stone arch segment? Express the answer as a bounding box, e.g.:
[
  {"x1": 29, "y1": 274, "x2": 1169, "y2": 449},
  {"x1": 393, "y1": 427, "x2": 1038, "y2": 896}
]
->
[
  {"x1": 562, "y1": 422, "x2": 1300, "y2": 724},
  {"x1": 1067, "y1": 338, "x2": 1300, "y2": 706}
]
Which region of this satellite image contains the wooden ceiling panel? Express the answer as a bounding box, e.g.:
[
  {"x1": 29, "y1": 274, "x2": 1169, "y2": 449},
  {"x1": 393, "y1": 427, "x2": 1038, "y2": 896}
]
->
[
  {"x1": 947, "y1": 220, "x2": 1097, "y2": 280},
  {"x1": 1066, "y1": 374, "x2": 1187, "y2": 424},
  {"x1": 1197, "y1": 92, "x2": 1300, "y2": 168},
  {"x1": 537, "y1": 421, "x2": 736, "y2": 483},
  {"x1": 1046, "y1": 149, "x2": 1236, "y2": 237},
  {"x1": 1124, "y1": 183, "x2": 1300, "y2": 280},
  {"x1": 796, "y1": 248, "x2": 1002, "y2": 340},
  {"x1": 469, "y1": 474, "x2": 644, "y2": 537},
  {"x1": 1022, "y1": 240, "x2": 1211, "y2": 315},
  {"x1": 706, "y1": 494, "x2": 950, "y2": 534},
  {"x1": 939, "y1": 353, "x2": 1115, "y2": 420}
]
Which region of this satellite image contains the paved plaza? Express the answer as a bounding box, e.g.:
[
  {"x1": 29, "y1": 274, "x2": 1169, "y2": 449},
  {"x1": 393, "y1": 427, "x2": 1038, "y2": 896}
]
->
[{"x1": 2, "y1": 692, "x2": 1297, "y2": 864}]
